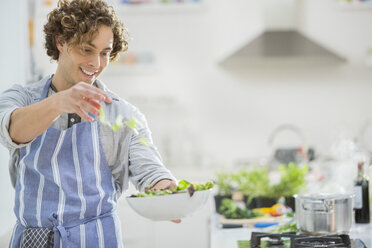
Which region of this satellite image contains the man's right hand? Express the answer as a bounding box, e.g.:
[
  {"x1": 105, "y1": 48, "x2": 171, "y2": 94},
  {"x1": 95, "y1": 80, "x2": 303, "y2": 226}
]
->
[
  {"x1": 56, "y1": 82, "x2": 112, "y2": 122},
  {"x1": 9, "y1": 82, "x2": 112, "y2": 144}
]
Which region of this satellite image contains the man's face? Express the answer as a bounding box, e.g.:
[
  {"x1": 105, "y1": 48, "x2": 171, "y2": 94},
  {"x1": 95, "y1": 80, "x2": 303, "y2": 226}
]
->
[{"x1": 57, "y1": 25, "x2": 114, "y2": 85}]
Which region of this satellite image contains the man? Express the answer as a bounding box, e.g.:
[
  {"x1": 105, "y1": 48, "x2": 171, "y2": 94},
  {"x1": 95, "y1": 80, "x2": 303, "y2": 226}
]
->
[{"x1": 0, "y1": 0, "x2": 178, "y2": 247}]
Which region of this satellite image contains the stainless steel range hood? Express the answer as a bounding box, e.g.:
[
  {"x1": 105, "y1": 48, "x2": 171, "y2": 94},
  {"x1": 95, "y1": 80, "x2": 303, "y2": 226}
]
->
[{"x1": 220, "y1": 0, "x2": 345, "y2": 66}]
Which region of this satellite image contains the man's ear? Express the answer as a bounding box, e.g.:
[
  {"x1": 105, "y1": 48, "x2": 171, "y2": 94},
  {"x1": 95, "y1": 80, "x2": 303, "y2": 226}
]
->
[{"x1": 55, "y1": 36, "x2": 64, "y2": 53}]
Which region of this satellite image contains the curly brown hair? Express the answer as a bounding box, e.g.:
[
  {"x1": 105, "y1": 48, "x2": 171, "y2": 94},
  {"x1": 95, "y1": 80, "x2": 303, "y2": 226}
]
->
[{"x1": 44, "y1": 0, "x2": 129, "y2": 62}]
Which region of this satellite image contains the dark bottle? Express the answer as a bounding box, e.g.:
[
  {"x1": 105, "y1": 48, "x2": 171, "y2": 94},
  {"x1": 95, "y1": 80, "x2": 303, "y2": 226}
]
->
[{"x1": 354, "y1": 162, "x2": 370, "y2": 223}]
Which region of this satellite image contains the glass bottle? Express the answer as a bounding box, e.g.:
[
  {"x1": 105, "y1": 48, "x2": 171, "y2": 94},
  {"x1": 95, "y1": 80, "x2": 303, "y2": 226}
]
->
[{"x1": 354, "y1": 161, "x2": 370, "y2": 223}]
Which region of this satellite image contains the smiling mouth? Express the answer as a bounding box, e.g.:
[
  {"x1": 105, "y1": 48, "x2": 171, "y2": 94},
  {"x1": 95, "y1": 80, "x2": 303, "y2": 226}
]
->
[{"x1": 80, "y1": 67, "x2": 98, "y2": 77}]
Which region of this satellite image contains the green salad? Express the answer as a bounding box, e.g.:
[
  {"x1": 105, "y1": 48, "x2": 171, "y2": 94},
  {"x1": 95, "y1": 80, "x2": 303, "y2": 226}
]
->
[{"x1": 132, "y1": 180, "x2": 213, "y2": 198}]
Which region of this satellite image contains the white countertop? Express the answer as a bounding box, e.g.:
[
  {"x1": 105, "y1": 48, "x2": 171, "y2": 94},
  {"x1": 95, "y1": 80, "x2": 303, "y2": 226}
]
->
[
  {"x1": 350, "y1": 223, "x2": 372, "y2": 247},
  {"x1": 209, "y1": 214, "x2": 372, "y2": 248}
]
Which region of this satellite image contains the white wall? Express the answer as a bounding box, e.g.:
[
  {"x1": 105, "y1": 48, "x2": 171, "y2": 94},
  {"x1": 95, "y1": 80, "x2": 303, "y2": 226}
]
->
[
  {"x1": 0, "y1": 0, "x2": 25, "y2": 239},
  {"x1": 100, "y1": 0, "x2": 372, "y2": 169}
]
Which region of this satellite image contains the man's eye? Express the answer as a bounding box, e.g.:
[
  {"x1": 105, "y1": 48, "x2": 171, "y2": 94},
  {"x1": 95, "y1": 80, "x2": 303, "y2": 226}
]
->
[
  {"x1": 81, "y1": 48, "x2": 92, "y2": 54},
  {"x1": 102, "y1": 52, "x2": 110, "y2": 57}
]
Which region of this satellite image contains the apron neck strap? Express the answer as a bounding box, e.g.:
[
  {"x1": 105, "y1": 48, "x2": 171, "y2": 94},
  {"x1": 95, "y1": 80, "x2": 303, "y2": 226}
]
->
[{"x1": 40, "y1": 75, "x2": 54, "y2": 102}]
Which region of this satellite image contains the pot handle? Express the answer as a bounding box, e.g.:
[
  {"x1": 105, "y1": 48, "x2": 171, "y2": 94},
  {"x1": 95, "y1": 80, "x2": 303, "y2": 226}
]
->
[{"x1": 302, "y1": 199, "x2": 331, "y2": 212}]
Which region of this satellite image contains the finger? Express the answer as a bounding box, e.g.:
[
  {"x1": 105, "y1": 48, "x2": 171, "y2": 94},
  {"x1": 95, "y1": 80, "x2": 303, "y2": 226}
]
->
[
  {"x1": 72, "y1": 85, "x2": 108, "y2": 102},
  {"x1": 79, "y1": 99, "x2": 101, "y2": 116},
  {"x1": 84, "y1": 97, "x2": 102, "y2": 110},
  {"x1": 76, "y1": 83, "x2": 112, "y2": 103},
  {"x1": 75, "y1": 107, "x2": 93, "y2": 122},
  {"x1": 168, "y1": 181, "x2": 177, "y2": 189},
  {"x1": 80, "y1": 90, "x2": 108, "y2": 102},
  {"x1": 104, "y1": 94, "x2": 112, "y2": 103},
  {"x1": 171, "y1": 219, "x2": 181, "y2": 224}
]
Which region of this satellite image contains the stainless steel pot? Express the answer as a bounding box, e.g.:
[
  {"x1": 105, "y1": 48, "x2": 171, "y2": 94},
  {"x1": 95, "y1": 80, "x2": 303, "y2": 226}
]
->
[{"x1": 294, "y1": 193, "x2": 353, "y2": 234}]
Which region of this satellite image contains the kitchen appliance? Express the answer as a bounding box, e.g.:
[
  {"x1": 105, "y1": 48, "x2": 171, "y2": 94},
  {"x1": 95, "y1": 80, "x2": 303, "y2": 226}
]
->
[
  {"x1": 294, "y1": 193, "x2": 353, "y2": 234},
  {"x1": 267, "y1": 124, "x2": 315, "y2": 165},
  {"x1": 220, "y1": 0, "x2": 345, "y2": 67},
  {"x1": 237, "y1": 232, "x2": 367, "y2": 248}
]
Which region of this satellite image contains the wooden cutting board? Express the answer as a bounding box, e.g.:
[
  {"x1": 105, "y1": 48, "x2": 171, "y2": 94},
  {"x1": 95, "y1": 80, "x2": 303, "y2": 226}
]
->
[{"x1": 219, "y1": 215, "x2": 292, "y2": 226}]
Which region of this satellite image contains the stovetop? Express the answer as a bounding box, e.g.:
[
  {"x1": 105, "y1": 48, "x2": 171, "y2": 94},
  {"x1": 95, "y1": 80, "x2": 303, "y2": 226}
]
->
[{"x1": 237, "y1": 232, "x2": 368, "y2": 248}]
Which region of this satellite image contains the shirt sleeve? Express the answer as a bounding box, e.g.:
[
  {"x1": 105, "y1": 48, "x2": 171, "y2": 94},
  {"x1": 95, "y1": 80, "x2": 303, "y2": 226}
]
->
[
  {"x1": 0, "y1": 84, "x2": 33, "y2": 149},
  {"x1": 128, "y1": 108, "x2": 177, "y2": 192}
]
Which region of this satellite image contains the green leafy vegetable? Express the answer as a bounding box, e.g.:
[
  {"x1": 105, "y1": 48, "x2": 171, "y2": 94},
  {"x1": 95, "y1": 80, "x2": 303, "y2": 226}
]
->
[
  {"x1": 124, "y1": 117, "x2": 140, "y2": 135},
  {"x1": 188, "y1": 184, "x2": 195, "y2": 197},
  {"x1": 99, "y1": 107, "x2": 149, "y2": 146},
  {"x1": 233, "y1": 167, "x2": 275, "y2": 198},
  {"x1": 111, "y1": 115, "x2": 124, "y2": 131},
  {"x1": 238, "y1": 239, "x2": 291, "y2": 248},
  {"x1": 177, "y1": 179, "x2": 191, "y2": 191},
  {"x1": 215, "y1": 162, "x2": 308, "y2": 203},
  {"x1": 270, "y1": 219, "x2": 298, "y2": 233},
  {"x1": 99, "y1": 106, "x2": 106, "y2": 124},
  {"x1": 139, "y1": 136, "x2": 149, "y2": 147},
  {"x1": 132, "y1": 180, "x2": 213, "y2": 198},
  {"x1": 215, "y1": 170, "x2": 233, "y2": 195},
  {"x1": 272, "y1": 163, "x2": 308, "y2": 197},
  {"x1": 219, "y1": 199, "x2": 263, "y2": 219},
  {"x1": 286, "y1": 211, "x2": 294, "y2": 218}
]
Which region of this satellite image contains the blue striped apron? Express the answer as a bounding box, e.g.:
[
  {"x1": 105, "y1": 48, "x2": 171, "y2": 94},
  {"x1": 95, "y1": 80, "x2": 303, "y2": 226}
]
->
[{"x1": 9, "y1": 77, "x2": 123, "y2": 248}]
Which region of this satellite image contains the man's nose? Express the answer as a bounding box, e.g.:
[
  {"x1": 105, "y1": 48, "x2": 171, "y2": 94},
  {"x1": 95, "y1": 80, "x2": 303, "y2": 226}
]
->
[{"x1": 88, "y1": 54, "x2": 100, "y2": 68}]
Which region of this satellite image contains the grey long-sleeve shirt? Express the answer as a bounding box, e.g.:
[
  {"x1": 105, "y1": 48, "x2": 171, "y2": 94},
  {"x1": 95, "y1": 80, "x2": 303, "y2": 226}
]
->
[{"x1": 0, "y1": 75, "x2": 176, "y2": 196}]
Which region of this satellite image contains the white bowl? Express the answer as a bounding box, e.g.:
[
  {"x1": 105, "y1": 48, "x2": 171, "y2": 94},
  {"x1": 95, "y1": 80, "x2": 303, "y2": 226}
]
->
[{"x1": 126, "y1": 189, "x2": 212, "y2": 221}]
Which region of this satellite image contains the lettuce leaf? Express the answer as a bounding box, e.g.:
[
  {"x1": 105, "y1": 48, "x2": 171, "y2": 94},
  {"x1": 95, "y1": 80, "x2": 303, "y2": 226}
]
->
[{"x1": 99, "y1": 107, "x2": 150, "y2": 146}]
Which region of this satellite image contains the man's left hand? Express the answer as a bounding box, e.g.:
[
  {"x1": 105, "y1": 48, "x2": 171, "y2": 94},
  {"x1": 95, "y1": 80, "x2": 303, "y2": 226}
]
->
[
  {"x1": 152, "y1": 179, "x2": 176, "y2": 191},
  {"x1": 152, "y1": 179, "x2": 181, "y2": 224}
]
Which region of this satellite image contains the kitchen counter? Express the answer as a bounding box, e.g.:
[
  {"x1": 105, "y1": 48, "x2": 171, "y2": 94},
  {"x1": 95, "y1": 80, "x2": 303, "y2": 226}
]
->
[
  {"x1": 350, "y1": 223, "x2": 372, "y2": 247},
  {"x1": 209, "y1": 213, "x2": 372, "y2": 248}
]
